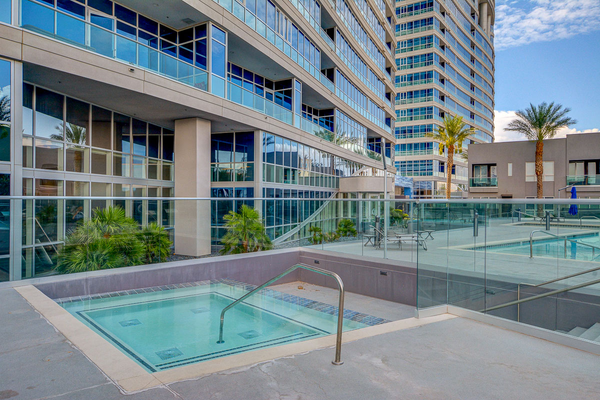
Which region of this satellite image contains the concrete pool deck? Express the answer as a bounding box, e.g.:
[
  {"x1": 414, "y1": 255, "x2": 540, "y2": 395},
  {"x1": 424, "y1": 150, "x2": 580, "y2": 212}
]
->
[
  {"x1": 311, "y1": 219, "x2": 600, "y2": 288},
  {"x1": 2, "y1": 284, "x2": 600, "y2": 399}
]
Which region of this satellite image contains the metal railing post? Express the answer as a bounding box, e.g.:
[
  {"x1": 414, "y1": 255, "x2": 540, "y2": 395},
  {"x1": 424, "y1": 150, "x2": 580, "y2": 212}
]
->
[
  {"x1": 473, "y1": 210, "x2": 479, "y2": 237},
  {"x1": 517, "y1": 283, "x2": 521, "y2": 322},
  {"x1": 217, "y1": 263, "x2": 346, "y2": 366}
]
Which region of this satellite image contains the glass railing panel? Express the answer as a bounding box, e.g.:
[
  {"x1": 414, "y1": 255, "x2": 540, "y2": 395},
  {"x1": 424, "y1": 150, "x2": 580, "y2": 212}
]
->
[
  {"x1": 567, "y1": 175, "x2": 598, "y2": 186},
  {"x1": 415, "y1": 201, "x2": 447, "y2": 308},
  {"x1": 469, "y1": 177, "x2": 497, "y2": 187}
]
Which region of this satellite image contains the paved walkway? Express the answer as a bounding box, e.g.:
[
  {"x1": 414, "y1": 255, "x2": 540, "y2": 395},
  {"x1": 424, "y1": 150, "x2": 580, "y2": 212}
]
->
[{"x1": 2, "y1": 285, "x2": 600, "y2": 400}]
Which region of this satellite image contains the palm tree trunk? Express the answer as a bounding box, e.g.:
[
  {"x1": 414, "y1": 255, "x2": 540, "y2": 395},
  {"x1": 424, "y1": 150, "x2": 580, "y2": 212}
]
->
[
  {"x1": 535, "y1": 140, "x2": 544, "y2": 198},
  {"x1": 446, "y1": 146, "x2": 454, "y2": 199},
  {"x1": 535, "y1": 140, "x2": 544, "y2": 217}
]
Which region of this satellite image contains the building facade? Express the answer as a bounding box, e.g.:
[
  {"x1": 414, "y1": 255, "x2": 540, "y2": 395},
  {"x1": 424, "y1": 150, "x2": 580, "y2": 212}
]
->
[
  {"x1": 468, "y1": 132, "x2": 600, "y2": 199},
  {"x1": 394, "y1": 0, "x2": 495, "y2": 198},
  {"x1": 0, "y1": 0, "x2": 397, "y2": 281}
]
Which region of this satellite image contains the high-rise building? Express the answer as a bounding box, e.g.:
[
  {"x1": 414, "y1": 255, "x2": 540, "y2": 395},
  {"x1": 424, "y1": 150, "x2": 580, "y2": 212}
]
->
[
  {"x1": 0, "y1": 0, "x2": 397, "y2": 281},
  {"x1": 394, "y1": 0, "x2": 495, "y2": 198}
]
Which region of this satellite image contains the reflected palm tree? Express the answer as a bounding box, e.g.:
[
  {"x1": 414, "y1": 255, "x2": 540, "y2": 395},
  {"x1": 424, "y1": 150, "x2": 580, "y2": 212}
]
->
[
  {"x1": 0, "y1": 95, "x2": 9, "y2": 122},
  {"x1": 0, "y1": 95, "x2": 9, "y2": 143},
  {"x1": 50, "y1": 122, "x2": 87, "y2": 144},
  {"x1": 51, "y1": 123, "x2": 87, "y2": 172}
]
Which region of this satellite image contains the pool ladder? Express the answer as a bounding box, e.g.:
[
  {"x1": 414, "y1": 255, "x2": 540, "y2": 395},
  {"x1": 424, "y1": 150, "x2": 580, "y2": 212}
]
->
[{"x1": 216, "y1": 263, "x2": 346, "y2": 365}]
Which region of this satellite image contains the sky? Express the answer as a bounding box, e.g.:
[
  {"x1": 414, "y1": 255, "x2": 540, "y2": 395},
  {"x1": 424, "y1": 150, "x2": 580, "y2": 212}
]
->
[{"x1": 492, "y1": 0, "x2": 600, "y2": 141}]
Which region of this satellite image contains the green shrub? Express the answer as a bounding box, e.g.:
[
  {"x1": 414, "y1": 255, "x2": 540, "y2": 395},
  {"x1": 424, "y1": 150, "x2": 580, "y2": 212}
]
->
[
  {"x1": 308, "y1": 226, "x2": 323, "y2": 244},
  {"x1": 138, "y1": 223, "x2": 172, "y2": 263},
  {"x1": 336, "y1": 219, "x2": 357, "y2": 237},
  {"x1": 57, "y1": 206, "x2": 172, "y2": 274},
  {"x1": 220, "y1": 205, "x2": 272, "y2": 255}
]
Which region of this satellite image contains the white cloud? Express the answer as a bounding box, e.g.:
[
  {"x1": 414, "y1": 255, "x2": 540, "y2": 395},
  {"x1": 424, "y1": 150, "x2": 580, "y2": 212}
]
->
[
  {"x1": 495, "y1": 0, "x2": 600, "y2": 50},
  {"x1": 494, "y1": 110, "x2": 599, "y2": 142}
]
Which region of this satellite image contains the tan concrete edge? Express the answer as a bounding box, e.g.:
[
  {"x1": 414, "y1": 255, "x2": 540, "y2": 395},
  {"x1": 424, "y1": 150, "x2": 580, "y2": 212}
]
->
[
  {"x1": 15, "y1": 285, "x2": 455, "y2": 392},
  {"x1": 14, "y1": 285, "x2": 162, "y2": 393}
]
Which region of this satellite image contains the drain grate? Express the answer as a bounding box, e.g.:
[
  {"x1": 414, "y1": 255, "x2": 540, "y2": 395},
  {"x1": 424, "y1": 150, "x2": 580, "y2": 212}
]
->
[
  {"x1": 119, "y1": 319, "x2": 141, "y2": 327},
  {"x1": 191, "y1": 307, "x2": 210, "y2": 314},
  {"x1": 155, "y1": 348, "x2": 183, "y2": 360},
  {"x1": 238, "y1": 330, "x2": 261, "y2": 340}
]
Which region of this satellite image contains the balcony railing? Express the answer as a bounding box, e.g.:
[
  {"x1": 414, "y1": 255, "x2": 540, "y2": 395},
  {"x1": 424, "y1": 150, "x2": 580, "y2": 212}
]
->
[
  {"x1": 567, "y1": 175, "x2": 599, "y2": 186},
  {"x1": 470, "y1": 177, "x2": 498, "y2": 187}
]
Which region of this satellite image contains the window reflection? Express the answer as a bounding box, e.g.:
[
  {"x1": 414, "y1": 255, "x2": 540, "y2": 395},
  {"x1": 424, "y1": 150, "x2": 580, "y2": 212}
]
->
[{"x1": 35, "y1": 88, "x2": 64, "y2": 139}]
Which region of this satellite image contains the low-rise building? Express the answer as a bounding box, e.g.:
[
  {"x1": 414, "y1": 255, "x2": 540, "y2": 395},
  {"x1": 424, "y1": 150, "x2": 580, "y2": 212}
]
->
[{"x1": 468, "y1": 132, "x2": 600, "y2": 199}]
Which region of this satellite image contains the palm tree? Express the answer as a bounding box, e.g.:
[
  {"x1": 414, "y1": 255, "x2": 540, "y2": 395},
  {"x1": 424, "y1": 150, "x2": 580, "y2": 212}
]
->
[
  {"x1": 219, "y1": 205, "x2": 272, "y2": 254},
  {"x1": 429, "y1": 115, "x2": 473, "y2": 199},
  {"x1": 505, "y1": 102, "x2": 577, "y2": 199}
]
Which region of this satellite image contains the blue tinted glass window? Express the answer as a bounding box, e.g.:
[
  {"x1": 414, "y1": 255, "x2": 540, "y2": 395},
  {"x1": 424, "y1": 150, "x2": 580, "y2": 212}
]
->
[
  {"x1": 235, "y1": 132, "x2": 254, "y2": 162},
  {"x1": 88, "y1": 0, "x2": 113, "y2": 15},
  {"x1": 211, "y1": 41, "x2": 226, "y2": 77},
  {"x1": 138, "y1": 15, "x2": 158, "y2": 35},
  {"x1": 160, "y1": 40, "x2": 177, "y2": 57},
  {"x1": 160, "y1": 25, "x2": 177, "y2": 42},
  {"x1": 212, "y1": 26, "x2": 226, "y2": 44},
  {"x1": 90, "y1": 13, "x2": 113, "y2": 30},
  {"x1": 195, "y1": 24, "x2": 207, "y2": 39},
  {"x1": 179, "y1": 43, "x2": 193, "y2": 64},
  {"x1": 247, "y1": 0, "x2": 256, "y2": 14},
  {"x1": 117, "y1": 21, "x2": 136, "y2": 39},
  {"x1": 211, "y1": 133, "x2": 234, "y2": 163},
  {"x1": 57, "y1": 0, "x2": 85, "y2": 18},
  {"x1": 162, "y1": 130, "x2": 174, "y2": 161},
  {"x1": 132, "y1": 119, "x2": 146, "y2": 156},
  {"x1": 0, "y1": 0, "x2": 10, "y2": 24},
  {"x1": 148, "y1": 124, "x2": 160, "y2": 158},
  {"x1": 256, "y1": 0, "x2": 266, "y2": 21},
  {"x1": 138, "y1": 30, "x2": 157, "y2": 48},
  {"x1": 195, "y1": 39, "x2": 207, "y2": 69},
  {"x1": 179, "y1": 28, "x2": 193, "y2": 43},
  {"x1": 114, "y1": 4, "x2": 136, "y2": 25},
  {"x1": 231, "y1": 64, "x2": 242, "y2": 77},
  {"x1": 22, "y1": 0, "x2": 55, "y2": 34}
]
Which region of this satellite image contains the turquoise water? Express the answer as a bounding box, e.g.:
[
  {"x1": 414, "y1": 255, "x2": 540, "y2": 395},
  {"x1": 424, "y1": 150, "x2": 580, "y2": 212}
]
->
[
  {"x1": 486, "y1": 234, "x2": 600, "y2": 261},
  {"x1": 61, "y1": 282, "x2": 371, "y2": 372}
]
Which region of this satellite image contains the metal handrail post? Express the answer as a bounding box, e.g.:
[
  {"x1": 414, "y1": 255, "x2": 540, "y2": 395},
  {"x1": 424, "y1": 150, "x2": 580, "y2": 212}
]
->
[
  {"x1": 217, "y1": 263, "x2": 346, "y2": 366},
  {"x1": 517, "y1": 283, "x2": 521, "y2": 322}
]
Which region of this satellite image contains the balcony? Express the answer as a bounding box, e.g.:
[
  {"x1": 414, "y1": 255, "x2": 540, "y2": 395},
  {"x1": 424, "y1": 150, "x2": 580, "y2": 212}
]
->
[
  {"x1": 469, "y1": 177, "x2": 497, "y2": 187},
  {"x1": 567, "y1": 175, "x2": 599, "y2": 186}
]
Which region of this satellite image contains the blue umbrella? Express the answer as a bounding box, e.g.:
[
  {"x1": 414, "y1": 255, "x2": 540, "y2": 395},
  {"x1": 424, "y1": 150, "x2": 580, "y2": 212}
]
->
[{"x1": 569, "y1": 186, "x2": 578, "y2": 216}]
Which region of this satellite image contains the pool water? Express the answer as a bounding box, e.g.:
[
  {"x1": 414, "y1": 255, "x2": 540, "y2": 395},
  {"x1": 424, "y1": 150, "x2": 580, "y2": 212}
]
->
[
  {"x1": 60, "y1": 281, "x2": 384, "y2": 372},
  {"x1": 486, "y1": 234, "x2": 600, "y2": 261}
]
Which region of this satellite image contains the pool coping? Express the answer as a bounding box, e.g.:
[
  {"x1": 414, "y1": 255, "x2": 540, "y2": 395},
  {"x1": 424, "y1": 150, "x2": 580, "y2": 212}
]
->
[{"x1": 14, "y1": 284, "x2": 455, "y2": 393}]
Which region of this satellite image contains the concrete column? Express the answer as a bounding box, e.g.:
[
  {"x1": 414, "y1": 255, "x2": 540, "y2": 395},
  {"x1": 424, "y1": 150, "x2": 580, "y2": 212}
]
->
[
  {"x1": 10, "y1": 62, "x2": 23, "y2": 281},
  {"x1": 174, "y1": 118, "x2": 212, "y2": 256},
  {"x1": 480, "y1": 2, "x2": 489, "y2": 34}
]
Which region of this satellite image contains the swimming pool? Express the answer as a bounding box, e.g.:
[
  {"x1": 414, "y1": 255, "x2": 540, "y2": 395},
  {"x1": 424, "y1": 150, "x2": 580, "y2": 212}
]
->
[
  {"x1": 59, "y1": 280, "x2": 387, "y2": 372},
  {"x1": 485, "y1": 233, "x2": 600, "y2": 261}
]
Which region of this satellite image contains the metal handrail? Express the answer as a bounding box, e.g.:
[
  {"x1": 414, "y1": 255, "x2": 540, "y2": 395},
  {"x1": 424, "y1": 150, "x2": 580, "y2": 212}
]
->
[
  {"x1": 485, "y1": 277, "x2": 600, "y2": 314},
  {"x1": 580, "y1": 216, "x2": 600, "y2": 226},
  {"x1": 516, "y1": 264, "x2": 600, "y2": 321},
  {"x1": 529, "y1": 230, "x2": 600, "y2": 258},
  {"x1": 217, "y1": 263, "x2": 346, "y2": 365}
]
